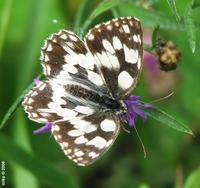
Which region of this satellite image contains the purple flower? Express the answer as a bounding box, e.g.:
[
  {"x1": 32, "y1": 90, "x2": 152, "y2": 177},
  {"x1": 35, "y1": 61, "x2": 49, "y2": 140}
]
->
[
  {"x1": 33, "y1": 122, "x2": 52, "y2": 134},
  {"x1": 121, "y1": 95, "x2": 154, "y2": 127},
  {"x1": 34, "y1": 78, "x2": 41, "y2": 86}
]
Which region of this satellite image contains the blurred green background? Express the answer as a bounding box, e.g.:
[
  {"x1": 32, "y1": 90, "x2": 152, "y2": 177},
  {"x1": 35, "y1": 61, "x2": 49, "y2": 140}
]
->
[{"x1": 0, "y1": 0, "x2": 200, "y2": 188}]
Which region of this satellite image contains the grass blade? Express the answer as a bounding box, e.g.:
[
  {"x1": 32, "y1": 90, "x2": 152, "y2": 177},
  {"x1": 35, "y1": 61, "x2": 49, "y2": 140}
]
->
[
  {"x1": 144, "y1": 107, "x2": 193, "y2": 135},
  {"x1": 0, "y1": 133, "x2": 78, "y2": 188},
  {"x1": 74, "y1": 0, "x2": 91, "y2": 29},
  {"x1": 184, "y1": 0, "x2": 196, "y2": 53},
  {"x1": 166, "y1": 0, "x2": 180, "y2": 21},
  {"x1": 82, "y1": 0, "x2": 125, "y2": 32},
  {"x1": 0, "y1": 74, "x2": 42, "y2": 129},
  {"x1": 0, "y1": 0, "x2": 12, "y2": 56},
  {"x1": 151, "y1": 25, "x2": 160, "y2": 48},
  {"x1": 118, "y1": 2, "x2": 185, "y2": 30},
  {"x1": 183, "y1": 167, "x2": 200, "y2": 188},
  {"x1": 13, "y1": 110, "x2": 39, "y2": 188}
]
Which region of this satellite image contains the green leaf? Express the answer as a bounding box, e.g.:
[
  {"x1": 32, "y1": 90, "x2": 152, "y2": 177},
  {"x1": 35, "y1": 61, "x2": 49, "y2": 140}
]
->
[
  {"x1": 0, "y1": 74, "x2": 42, "y2": 129},
  {"x1": 74, "y1": 0, "x2": 91, "y2": 29},
  {"x1": 13, "y1": 110, "x2": 39, "y2": 188},
  {"x1": 138, "y1": 184, "x2": 151, "y2": 188},
  {"x1": 143, "y1": 44, "x2": 154, "y2": 53},
  {"x1": 0, "y1": 133, "x2": 78, "y2": 188},
  {"x1": 183, "y1": 167, "x2": 200, "y2": 188},
  {"x1": 148, "y1": 0, "x2": 161, "y2": 5},
  {"x1": 184, "y1": 0, "x2": 196, "y2": 53},
  {"x1": 151, "y1": 25, "x2": 160, "y2": 48},
  {"x1": 82, "y1": 0, "x2": 125, "y2": 32},
  {"x1": 166, "y1": 0, "x2": 180, "y2": 21},
  {"x1": 111, "y1": 7, "x2": 120, "y2": 18},
  {"x1": 144, "y1": 106, "x2": 193, "y2": 135},
  {"x1": 192, "y1": 1, "x2": 200, "y2": 9},
  {"x1": 118, "y1": 2, "x2": 185, "y2": 30},
  {"x1": 0, "y1": 0, "x2": 12, "y2": 56}
]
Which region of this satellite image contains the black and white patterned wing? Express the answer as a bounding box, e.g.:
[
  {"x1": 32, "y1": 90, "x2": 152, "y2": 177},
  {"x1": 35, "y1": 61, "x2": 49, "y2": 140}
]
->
[
  {"x1": 52, "y1": 112, "x2": 120, "y2": 166},
  {"x1": 22, "y1": 81, "x2": 62, "y2": 123},
  {"x1": 23, "y1": 80, "x2": 121, "y2": 166},
  {"x1": 22, "y1": 17, "x2": 143, "y2": 166},
  {"x1": 85, "y1": 16, "x2": 143, "y2": 99},
  {"x1": 40, "y1": 30, "x2": 109, "y2": 95},
  {"x1": 23, "y1": 30, "x2": 110, "y2": 123},
  {"x1": 22, "y1": 81, "x2": 98, "y2": 124}
]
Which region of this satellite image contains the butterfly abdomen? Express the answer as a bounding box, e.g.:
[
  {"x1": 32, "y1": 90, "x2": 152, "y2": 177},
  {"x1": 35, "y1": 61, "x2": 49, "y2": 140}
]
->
[{"x1": 64, "y1": 84, "x2": 121, "y2": 111}]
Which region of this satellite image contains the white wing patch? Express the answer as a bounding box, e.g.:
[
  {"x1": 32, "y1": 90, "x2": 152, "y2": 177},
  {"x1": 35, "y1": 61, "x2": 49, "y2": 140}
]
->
[
  {"x1": 100, "y1": 119, "x2": 116, "y2": 132},
  {"x1": 86, "y1": 136, "x2": 107, "y2": 149},
  {"x1": 118, "y1": 71, "x2": 134, "y2": 90},
  {"x1": 123, "y1": 44, "x2": 138, "y2": 64}
]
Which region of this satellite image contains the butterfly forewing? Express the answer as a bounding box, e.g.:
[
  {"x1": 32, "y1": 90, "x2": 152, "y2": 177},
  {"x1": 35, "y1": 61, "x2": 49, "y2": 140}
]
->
[
  {"x1": 22, "y1": 81, "x2": 62, "y2": 123},
  {"x1": 22, "y1": 16, "x2": 143, "y2": 166},
  {"x1": 85, "y1": 17, "x2": 143, "y2": 98},
  {"x1": 22, "y1": 80, "x2": 110, "y2": 124},
  {"x1": 40, "y1": 30, "x2": 110, "y2": 95}
]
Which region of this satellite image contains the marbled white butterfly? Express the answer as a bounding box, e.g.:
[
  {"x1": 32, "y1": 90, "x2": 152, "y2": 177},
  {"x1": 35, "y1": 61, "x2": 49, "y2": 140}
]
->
[{"x1": 22, "y1": 16, "x2": 143, "y2": 166}]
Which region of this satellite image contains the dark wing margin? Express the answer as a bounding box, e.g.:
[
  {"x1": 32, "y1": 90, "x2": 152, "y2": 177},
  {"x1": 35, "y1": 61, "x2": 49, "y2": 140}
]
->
[
  {"x1": 52, "y1": 112, "x2": 120, "y2": 166},
  {"x1": 40, "y1": 30, "x2": 89, "y2": 79},
  {"x1": 85, "y1": 16, "x2": 143, "y2": 99},
  {"x1": 22, "y1": 81, "x2": 62, "y2": 123}
]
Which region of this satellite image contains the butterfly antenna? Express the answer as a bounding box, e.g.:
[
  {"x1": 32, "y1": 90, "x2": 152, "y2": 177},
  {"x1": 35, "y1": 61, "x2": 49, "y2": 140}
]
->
[
  {"x1": 149, "y1": 91, "x2": 175, "y2": 104},
  {"x1": 133, "y1": 126, "x2": 147, "y2": 158},
  {"x1": 121, "y1": 124, "x2": 130, "y2": 133}
]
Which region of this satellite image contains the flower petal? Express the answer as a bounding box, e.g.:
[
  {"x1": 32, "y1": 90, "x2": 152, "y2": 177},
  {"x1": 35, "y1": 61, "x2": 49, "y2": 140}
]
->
[
  {"x1": 33, "y1": 122, "x2": 52, "y2": 134},
  {"x1": 122, "y1": 95, "x2": 154, "y2": 127},
  {"x1": 34, "y1": 78, "x2": 41, "y2": 86}
]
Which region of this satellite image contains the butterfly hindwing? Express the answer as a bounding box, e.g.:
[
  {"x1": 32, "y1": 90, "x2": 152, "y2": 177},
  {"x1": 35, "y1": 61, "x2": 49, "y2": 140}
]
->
[
  {"x1": 85, "y1": 17, "x2": 143, "y2": 98},
  {"x1": 23, "y1": 81, "x2": 121, "y2": 166},
  {"x1": 52, "y1": 112, "x2": 120, "y2": 166}
]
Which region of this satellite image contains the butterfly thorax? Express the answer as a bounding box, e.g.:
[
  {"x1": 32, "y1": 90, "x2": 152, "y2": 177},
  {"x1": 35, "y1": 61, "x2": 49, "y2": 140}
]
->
[{"x1": 99, "y1": 95, "x2": 122, "y2": 112}]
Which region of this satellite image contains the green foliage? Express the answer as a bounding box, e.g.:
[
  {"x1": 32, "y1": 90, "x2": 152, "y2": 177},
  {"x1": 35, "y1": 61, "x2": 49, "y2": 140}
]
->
[
  {"x1": 184, "y1": 0, "x2": 196, "y2": 53},
  {"x1": 0, "y1": 133, "x2": 78, "y2": 188},
  {"x1": 0, "y1": 74, "x2": 42, "y2": 129},
  {"x1": 144, "y1": 107, "x2": 193, "y2": 135},
  {"x1": 166, "y1": 0, "x2": 180, "y2": 21},
  {"x1": 183, "y1": 167, "x2": 200, "y2": 188},
  {"x1": 82, "y1": 0, "x2": 125, "y2": 32},
  {"x1": 151, "y1": 25, "x2": 160, "y2": 47},
  {"x1": 0, "y1": 0, "x2": 199, "y2": 188},
  {"x1": 118, "y1": 2, "x2": 185, "y2": 30}
]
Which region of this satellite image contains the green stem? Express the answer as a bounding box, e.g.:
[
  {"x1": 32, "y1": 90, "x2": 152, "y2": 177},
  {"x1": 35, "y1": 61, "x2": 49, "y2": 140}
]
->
[{"x1": 0, "y1": 74, "x2": 42, "y2": 129}]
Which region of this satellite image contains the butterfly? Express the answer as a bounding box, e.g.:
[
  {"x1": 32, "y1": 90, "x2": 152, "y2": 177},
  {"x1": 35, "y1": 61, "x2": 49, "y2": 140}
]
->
[{"x1": 22, "y1": 16, "x2": 143, "y2": 166}]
